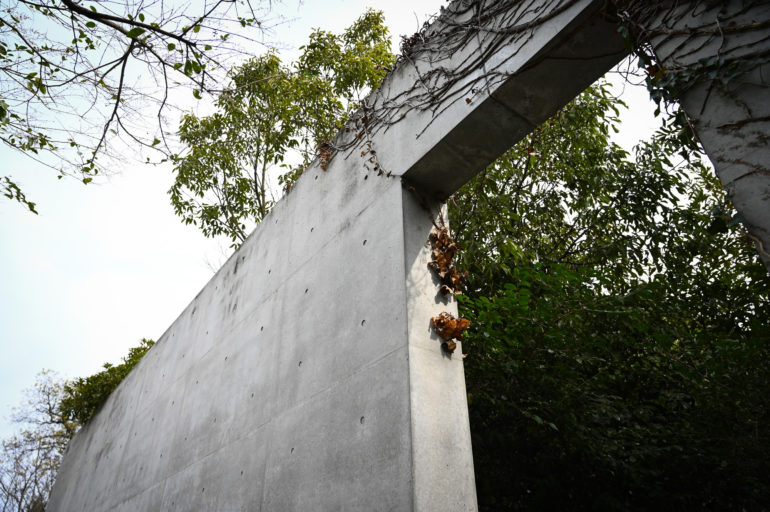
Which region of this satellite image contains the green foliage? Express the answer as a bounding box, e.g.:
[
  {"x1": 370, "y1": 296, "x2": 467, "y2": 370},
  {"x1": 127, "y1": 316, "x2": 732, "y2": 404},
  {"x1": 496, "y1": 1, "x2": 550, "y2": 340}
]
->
[
  {"x1": 297, "y1": 9, "x2": 395, "y2": 100},
  {"x1": 1, "y1": 176, "x2": 36, "y2": 213},
  {"x1": 0, "y1": 0, "x2": 270, "y2": 212},
  {"x1": 59, "y1": 339, "x2": 155, "y2": 425},
  {"x1": 3, "y1": 344, "x2": 154, "y2": 509},
  {"x1": 170, "y1": 53, "x2": 297, "y2": 243},
  {"x1": 170, "y1": 9, "x2": 395, "y2": 245},
  {"x1": 1, "y1": 371, "x2": 75, "y2": 511},
  {"x1": 462, "y1": 265, "x2": 770, "y2": 510},
  {"x1": 451, "y1": 83, "x2": 770, "y2": 510}
]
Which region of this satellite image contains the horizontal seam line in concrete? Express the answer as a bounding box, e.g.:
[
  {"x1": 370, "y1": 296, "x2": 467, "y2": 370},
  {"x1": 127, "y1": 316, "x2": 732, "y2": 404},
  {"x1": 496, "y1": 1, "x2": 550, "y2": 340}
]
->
[
  {"x1": 120, "y1": 180, "x2": 400, "y2": 409},
  {"x1": 137, "y1": 343, "x2": 410, "y2": 500},
  {"x1": 61, "y1": 184, "x2": 403, "y2": 497}
]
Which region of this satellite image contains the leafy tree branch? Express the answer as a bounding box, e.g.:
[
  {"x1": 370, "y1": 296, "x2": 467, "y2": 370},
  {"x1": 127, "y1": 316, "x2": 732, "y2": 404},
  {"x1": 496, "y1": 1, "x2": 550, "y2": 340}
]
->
[
  {"x1": 169, "y1": 9, "x2": 395, "y2": 246},
  {"x1": 0, "y1": 0, "x2": 273, "y2": 211}
]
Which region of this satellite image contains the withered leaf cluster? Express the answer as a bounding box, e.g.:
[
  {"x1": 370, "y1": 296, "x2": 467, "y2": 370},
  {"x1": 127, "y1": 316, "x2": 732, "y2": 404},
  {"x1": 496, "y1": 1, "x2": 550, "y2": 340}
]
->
[
  {"x1": 318, "y1": 141, "x2": 334, "y2": 171},
  {"x1": 400, "y1": 31, "x2": 424, "y2": 57},
  {"x1": 431, "y1": 312, "x2": 470, "y2": 354},
  {"x1": 428, "y1": 226, "x2": 468, "y2": 295},
  {"x1": 361, "y1": 143, "x2": 391, "y2": 177},
  {"x1": 427, "y1": 226, "x2": 471, "y2": 354}
]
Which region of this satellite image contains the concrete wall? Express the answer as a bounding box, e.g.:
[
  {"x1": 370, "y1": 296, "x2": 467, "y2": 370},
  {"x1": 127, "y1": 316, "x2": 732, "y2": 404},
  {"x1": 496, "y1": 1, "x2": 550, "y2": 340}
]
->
[{"x1": 49, "y1": 143, "x2": 476, "y2": 510}]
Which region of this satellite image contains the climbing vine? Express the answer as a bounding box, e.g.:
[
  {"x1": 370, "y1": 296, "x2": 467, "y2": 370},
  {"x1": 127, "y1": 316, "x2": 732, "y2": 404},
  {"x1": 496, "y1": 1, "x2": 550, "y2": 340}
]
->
[
  {"x1": 325, "y1": 1, "x2": 767, "y2": 184},
  {"x1": 315, "y1": 0, "x2": 588, "y2": 179}
]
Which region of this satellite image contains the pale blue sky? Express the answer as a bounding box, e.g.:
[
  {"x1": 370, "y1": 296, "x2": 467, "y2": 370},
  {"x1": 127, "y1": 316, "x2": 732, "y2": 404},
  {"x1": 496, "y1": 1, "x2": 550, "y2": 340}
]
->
[{"x1": 0, "y1": 0, "x2": 658, "y2": 439}]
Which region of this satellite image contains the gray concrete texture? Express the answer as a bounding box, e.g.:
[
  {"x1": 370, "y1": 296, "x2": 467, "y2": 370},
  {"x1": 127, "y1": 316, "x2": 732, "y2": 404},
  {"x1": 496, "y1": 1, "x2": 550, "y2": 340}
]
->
[
  {"x1": 48, "y1": 0, "x2": 770, "y2": 509},
  {"x1": 50, "y1": 151, "x2": 449, "y2": 510}
]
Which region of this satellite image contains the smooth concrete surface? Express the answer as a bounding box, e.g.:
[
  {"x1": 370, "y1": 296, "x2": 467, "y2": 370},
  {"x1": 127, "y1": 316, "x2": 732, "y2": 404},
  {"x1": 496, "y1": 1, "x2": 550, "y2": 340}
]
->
[
  {"x1": 49, "y1": 150, "x2": 423, "y2": 511},
  {"x1": 48, "y1": 64, "x2": 483, "y2": 507},
  {"x1": 646, "y1": 2, "x2": 770, "y2": 271},
  {"x1": 402, "y1": 198, "x2": 476, "y2": 512},
  {"x1": 53, "y1": 2, "x2": 623, "y2": 509}
]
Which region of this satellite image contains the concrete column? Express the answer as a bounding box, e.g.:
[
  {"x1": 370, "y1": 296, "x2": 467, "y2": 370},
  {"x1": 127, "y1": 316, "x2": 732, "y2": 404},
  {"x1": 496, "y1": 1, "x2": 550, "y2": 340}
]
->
[
  {"x1": 640, "y1": 1, "x2": 770, "y2": 270},
  {"x1": 402, "y1": 194, "x2": 477, "y2": 511}
]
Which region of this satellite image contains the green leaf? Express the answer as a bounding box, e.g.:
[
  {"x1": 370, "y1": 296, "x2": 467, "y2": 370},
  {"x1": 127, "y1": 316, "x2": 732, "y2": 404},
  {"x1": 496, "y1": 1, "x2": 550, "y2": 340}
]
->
[
  {"x1": 707, "y1": 217, "x2": 728, "y2": 234},
  {"x1": 126, "y1": 27, "x2": 146, "y2": 39}
]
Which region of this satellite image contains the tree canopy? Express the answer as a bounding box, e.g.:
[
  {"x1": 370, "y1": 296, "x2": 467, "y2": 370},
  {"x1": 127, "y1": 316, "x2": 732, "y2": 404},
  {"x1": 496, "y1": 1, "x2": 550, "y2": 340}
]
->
[
  {"x1": 450, "y1": 83, "x2": 770, "y2": 511},
  {"x1": 169, "y1": 9, "x2": 395, "y2": 245},
  {"x1": 0, "y1": 339, "x2": 154, "y2": 511},
  {"x1": 59, "y1": 338, "x2": 155, "y2": 425},
  {"x1": 0, "y1": 371, "x2": 75, "y2": 512}
]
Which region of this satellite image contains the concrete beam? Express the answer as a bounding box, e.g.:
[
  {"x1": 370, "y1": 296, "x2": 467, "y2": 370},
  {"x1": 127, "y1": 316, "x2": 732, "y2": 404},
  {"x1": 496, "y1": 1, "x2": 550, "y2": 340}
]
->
[{"x1": 365, "y1": 0, "x2": 628, "y2": 199}]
